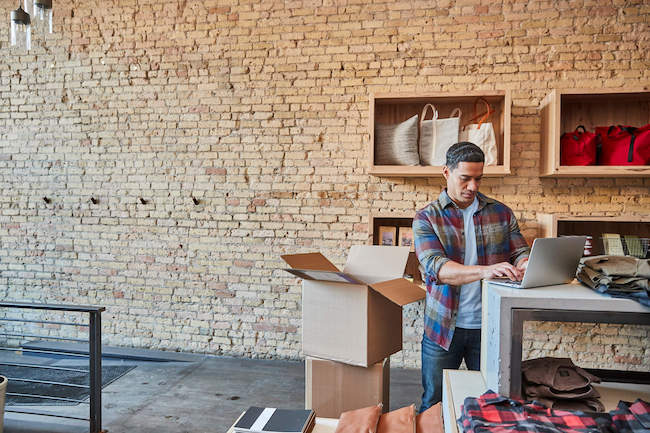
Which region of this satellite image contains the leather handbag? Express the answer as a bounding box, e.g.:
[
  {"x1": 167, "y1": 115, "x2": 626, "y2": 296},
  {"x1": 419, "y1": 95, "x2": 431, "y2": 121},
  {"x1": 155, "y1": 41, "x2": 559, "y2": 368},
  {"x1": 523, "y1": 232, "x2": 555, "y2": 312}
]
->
[
  {"x1": 377, "y1": 405, "x2": 415, "y2": 433},
  {"x1": 560, "y1": 125, "x2": 598, "y2": 166},
  {"x1": 596, "y1": 124, "x2": 650, "y2": 165},
  {"x1": 419, "y1": 104, "x2": 462, "y2": 166},
  {"x1": 334, "y1": 404, "x2": 383, "y2": 433},
  {"x1": 459, "y1": 98, "x2": 498, "y2": 165},
  {"x1": 416, "y1": 403, "x2": 443, "y2": 433}
]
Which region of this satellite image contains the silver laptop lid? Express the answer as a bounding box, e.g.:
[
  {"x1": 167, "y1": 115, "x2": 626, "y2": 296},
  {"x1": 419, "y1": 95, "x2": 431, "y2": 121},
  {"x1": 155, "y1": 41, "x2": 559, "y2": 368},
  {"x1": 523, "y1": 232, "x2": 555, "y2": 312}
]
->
[{"x1": 518, "y1": 236, "x2": 587, "y2": 288}]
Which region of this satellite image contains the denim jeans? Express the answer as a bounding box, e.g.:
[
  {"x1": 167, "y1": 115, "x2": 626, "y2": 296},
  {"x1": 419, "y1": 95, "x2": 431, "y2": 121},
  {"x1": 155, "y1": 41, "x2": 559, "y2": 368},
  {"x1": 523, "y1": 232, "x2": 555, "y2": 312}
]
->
[{"x1": 419, "y1": 328, "x2": 481, "y2": 413}]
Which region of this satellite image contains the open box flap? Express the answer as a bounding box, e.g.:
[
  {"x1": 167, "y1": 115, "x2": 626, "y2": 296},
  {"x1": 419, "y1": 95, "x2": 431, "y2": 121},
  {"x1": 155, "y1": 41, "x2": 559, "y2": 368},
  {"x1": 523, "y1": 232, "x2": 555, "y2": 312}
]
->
[
  {"x1": 281, "y1": 253, "x2": 340, "y2": 272},
  {"x1": 281, "y1": 252, "x2": 366, "y2": 284},
  {"x1": 283, "y1": 268, "x2": 365, "y2": 284},
  {"x1": 343, "y1": 245, "x2": 411, "y2": 284},
  {"x1": 369, "y1": 278, "x2": 426, "y2": 306}
]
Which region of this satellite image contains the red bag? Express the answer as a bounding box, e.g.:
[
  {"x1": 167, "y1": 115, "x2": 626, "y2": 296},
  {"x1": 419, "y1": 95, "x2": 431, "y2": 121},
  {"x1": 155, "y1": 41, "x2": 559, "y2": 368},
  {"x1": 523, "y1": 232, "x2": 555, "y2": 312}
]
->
[
  {"x1": 560, "y1": 125, "x2": 598, "y2": 166},
  {"x1": 596, "y1": 124, "x2": 650, "y2": 165}
]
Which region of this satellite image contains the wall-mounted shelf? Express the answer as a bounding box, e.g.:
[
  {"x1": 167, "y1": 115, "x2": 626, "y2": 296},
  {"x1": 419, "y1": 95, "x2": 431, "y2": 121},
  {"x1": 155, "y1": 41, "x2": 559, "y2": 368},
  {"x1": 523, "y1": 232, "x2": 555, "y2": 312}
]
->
[
  {"x1": 539, "y1": 88, "x2": 650, "y2": 177},
  {"x1": 538, "y1": 214, "x2": 650, "y2": 256},
  {"x1": 369, "y1": 91, "x2": 511, "y2": 177}
]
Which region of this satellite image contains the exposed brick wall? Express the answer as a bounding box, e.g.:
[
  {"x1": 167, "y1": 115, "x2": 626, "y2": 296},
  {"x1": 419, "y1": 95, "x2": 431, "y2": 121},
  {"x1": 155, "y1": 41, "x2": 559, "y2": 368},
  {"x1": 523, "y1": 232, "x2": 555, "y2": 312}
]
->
[{"x1": 0, "y1": 0, "x2": 648, "y2": 370}]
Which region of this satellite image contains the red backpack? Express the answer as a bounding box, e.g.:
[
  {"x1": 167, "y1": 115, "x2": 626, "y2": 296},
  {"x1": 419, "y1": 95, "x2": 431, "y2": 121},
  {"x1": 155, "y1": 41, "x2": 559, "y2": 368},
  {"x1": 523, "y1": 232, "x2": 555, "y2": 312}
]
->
[
  {"x1": 560, "y1": 125, "x2": 598, "y2": 166},
  {"x1": 596, "y1": 124, "x2": 650, "y2": 165}
]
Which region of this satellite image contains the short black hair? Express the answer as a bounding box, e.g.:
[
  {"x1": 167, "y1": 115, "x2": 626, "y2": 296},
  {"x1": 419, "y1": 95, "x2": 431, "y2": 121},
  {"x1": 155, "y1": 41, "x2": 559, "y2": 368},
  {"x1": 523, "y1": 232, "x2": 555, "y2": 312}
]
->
[{"x1": 445, "y1": 141, "x2": 485, "y2": 170}]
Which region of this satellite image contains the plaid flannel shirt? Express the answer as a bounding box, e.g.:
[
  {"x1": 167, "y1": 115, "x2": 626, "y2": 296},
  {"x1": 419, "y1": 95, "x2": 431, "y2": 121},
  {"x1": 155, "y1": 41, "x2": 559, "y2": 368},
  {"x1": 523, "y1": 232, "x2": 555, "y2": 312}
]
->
[
  {"x1": 459, "y1": 391, "x2": 616, "y2": 433},
  {"x1": 611, "y1": 399, "x2": 650, "y2": 433},
  {"x1": 413, "y1": 190, "x2": 529, "y2": 350}
]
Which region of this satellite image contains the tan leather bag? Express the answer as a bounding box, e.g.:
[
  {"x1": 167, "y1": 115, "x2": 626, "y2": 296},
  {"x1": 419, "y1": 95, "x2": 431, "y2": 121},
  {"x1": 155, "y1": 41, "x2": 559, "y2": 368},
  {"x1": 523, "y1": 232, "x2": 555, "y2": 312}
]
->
[
  {"x1": 416, "y1": 403, "x2": 443, "y2": 433},
  {"x1": 334, "y1": 404, "x2": 382, "y2": 433},
  {"x1": 377, "y1": 405, "x2": 415, "y2": 433}
]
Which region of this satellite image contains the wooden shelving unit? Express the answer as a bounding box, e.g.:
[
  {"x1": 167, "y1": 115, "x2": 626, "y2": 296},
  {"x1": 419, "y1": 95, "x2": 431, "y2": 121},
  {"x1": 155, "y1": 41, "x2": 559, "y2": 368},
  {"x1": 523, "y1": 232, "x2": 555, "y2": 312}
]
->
[
  {"x1": 368, "y1": 212, "x2": 421, "y2": 283},
  {"x1": 369, "y1": 91, "x2": 511, "y2": 177},
  {"x1": 539, "y1": 88, "x2": 650, "y2": 177},
  {"x1": 538, "y1": 214, "x2": 650, "y2": 256}
]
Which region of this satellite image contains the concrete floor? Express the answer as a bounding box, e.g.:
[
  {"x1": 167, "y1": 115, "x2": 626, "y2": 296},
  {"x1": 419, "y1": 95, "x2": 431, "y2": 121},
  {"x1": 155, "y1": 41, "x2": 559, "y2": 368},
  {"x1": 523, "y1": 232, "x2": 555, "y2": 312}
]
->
[{"x1": 2, "y1": 354, "x2": 422, "y2": 433}]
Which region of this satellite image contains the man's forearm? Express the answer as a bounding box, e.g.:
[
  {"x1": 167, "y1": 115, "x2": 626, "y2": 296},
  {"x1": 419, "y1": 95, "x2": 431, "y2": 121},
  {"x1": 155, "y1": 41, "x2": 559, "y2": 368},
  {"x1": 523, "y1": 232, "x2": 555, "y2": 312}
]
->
[{"x1": 437, "y1": 260, "x2": 485, "y2": 286}]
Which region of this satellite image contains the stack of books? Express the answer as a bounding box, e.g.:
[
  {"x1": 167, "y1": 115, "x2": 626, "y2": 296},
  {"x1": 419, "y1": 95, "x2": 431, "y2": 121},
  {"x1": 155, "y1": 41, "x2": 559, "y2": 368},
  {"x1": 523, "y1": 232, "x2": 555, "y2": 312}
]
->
[{"x1": 234, "y1": 407, "x2": 316, "y2": 433}]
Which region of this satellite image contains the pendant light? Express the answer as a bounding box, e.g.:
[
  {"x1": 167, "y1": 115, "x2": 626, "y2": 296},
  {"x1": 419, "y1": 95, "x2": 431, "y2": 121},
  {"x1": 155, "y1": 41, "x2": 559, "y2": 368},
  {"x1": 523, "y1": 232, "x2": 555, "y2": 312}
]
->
[
  {"x1": 10, "y1": 2, "x2": 31, "y2": 50},
  {"x1": 32, "y1": 0, "x2": 52, "y2": 35}
]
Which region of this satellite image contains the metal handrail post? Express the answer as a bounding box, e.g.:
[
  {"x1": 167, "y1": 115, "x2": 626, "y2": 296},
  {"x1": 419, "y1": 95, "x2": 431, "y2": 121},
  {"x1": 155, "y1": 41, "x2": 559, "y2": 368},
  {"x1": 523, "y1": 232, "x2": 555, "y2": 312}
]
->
[
  {"x1": 0, "y1": 301, "x2": 105, "y2": 432},
  {"x1": 89, "y1": 310, "x2": 102, "y2": 433}
]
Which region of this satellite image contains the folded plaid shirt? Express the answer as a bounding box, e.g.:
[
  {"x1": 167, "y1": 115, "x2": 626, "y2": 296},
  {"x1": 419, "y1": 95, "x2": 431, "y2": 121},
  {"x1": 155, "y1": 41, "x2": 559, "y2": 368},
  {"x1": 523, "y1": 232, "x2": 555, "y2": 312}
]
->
[
  {"x1": 611, "y1": 399, "x2": 650, "y2": 433},
  {"x1": 413, "y1": 190, "x2": 529, "y2": 349},
  {"x1": 459, "y1": 391, "x2": 617, "y2": 433}
]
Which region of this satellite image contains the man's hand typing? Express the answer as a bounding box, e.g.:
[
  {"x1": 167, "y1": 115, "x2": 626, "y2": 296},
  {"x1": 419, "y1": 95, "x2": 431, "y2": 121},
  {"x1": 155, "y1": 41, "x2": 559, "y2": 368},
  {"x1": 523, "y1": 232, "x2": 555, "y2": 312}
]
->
[{"x1": 481, "y1": 262, "x2": 524, "y2": 281}]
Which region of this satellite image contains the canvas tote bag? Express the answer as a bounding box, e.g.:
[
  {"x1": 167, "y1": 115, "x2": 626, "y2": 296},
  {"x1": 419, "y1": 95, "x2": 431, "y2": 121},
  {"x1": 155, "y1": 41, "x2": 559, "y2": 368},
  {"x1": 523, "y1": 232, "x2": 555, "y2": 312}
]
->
[
  {"x1": 419, "y1": 104, "x2": 462, "y2": 166},
  {"x1": 374, "y1": 114, "x2": 420, "y2": 166},
  {"x1": 459, "y1": 98, "x2": 498, "y2": 166}
]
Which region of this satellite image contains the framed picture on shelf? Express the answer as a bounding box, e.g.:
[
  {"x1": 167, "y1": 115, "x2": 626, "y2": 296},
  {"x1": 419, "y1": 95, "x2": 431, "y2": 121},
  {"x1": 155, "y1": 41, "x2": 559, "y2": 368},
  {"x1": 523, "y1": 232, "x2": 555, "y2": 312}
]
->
[
  {"x1": 379, "y1": 226, "x2": 397, "y2": 246},
  {"x1": 398, "y1": 227, "x2": 414, "y2": 251}
]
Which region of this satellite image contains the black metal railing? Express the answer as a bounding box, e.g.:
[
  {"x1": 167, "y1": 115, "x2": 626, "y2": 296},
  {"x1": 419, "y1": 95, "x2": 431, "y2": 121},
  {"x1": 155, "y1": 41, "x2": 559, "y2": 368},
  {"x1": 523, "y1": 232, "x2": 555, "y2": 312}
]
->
[{"x1": 0, "y1": 301, "x2": 105, "y2": 433}]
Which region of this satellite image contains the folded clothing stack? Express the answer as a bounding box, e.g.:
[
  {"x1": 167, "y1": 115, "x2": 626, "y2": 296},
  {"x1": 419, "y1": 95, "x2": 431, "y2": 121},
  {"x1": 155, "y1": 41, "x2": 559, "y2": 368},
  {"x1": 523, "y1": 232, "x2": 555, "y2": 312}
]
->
[
  {"x1": 522, "y1": 357, "x2": 604, "y2": 412},
  {"x1": 334, "y1": 403, "x2": 442, "y2": 433},
  {"x1": 577, "y1": 255, "x2": 650, "y2": 307},
  {"x1": 458, "y1": 390, "x2": 650, "y2": 433}
]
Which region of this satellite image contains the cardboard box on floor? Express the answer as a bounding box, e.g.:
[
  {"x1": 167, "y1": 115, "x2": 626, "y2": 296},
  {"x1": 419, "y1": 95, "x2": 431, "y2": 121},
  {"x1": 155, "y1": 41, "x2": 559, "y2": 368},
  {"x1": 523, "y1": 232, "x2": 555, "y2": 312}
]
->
[
  {"x1": 306, "y1": 356, "x2": 390, "y2": 419},
  {"x1": 282, "y1": 245, "x2": 425, "y2": 367}
]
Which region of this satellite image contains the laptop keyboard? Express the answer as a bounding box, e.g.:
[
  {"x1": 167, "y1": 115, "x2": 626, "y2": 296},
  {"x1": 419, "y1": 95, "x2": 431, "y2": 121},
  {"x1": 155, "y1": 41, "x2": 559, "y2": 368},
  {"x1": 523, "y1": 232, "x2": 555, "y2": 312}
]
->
[{"x1": 491, "y1": 279, "x2": 522, "y2": 288}]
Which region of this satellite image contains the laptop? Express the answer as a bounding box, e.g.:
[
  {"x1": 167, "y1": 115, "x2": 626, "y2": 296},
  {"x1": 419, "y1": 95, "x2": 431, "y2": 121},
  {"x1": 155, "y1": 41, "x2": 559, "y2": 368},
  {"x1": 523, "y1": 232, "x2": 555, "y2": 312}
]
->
[{"x1": 489, "y1": 236, "x2": 587, "y2": 289}]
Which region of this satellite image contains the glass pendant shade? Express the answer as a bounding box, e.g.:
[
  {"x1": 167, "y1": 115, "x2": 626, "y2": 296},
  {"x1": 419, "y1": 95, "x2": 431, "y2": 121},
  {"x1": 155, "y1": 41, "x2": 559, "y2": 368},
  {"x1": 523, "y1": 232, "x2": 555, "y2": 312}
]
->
[
  {"x1": 10, "y1": 6, "x2": 31, "y2": 50},
  {"x1": 32, "y1": 0, "x2": 52, "y2": 34}
]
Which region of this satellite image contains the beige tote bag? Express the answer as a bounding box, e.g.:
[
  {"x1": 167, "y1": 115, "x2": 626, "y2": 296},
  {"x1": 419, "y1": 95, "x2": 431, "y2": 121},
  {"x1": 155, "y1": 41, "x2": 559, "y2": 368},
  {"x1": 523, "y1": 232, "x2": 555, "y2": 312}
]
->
[
  {"x1": 459, "y1": 98, "x2": 498, "y2": 166},
  {"x1": 374, "y1": 114, "x2": 420, "y2": 166},
  {"x1": 419, "y1": 104, "x2": 462, "y2": 166}
]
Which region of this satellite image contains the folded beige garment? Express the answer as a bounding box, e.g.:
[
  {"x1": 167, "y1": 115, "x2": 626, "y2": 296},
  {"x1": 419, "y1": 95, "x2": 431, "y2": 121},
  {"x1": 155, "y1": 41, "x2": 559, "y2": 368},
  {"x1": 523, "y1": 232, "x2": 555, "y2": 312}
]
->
[{"x1": 582, "y1": 255, "x2": 650, "y2": 278}]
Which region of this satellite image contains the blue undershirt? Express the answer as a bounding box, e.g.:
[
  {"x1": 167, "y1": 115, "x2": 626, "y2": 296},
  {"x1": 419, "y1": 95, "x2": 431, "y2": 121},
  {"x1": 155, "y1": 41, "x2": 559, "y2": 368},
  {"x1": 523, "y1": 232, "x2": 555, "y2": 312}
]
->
[{"x1": 455, "y1": 197, "x2": 482, "y2": 329}]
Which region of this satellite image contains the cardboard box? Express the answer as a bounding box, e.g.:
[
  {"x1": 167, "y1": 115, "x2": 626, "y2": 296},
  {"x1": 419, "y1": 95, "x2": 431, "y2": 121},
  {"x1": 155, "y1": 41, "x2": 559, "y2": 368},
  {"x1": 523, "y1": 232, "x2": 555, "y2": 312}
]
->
[
  {"x1": 306, "y1": 356, "x2": 390, "y2": 418},
  {"x1": 282, "y1": 245, "x2": 425, "y2": 367}
]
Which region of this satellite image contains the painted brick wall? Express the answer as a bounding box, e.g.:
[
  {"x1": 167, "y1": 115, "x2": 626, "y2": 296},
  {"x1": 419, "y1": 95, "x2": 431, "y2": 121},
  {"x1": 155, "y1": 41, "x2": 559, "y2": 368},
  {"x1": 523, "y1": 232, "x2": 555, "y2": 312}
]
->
[{"x1": 0, "y1": 0, "x2": 648, "y2": 370}]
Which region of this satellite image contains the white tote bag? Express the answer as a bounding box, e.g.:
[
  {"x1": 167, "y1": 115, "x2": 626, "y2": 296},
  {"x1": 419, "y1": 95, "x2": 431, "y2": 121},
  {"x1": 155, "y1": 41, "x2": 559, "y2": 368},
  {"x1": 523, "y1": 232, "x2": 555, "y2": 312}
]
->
[
  {"x1": 459, "y1": 98, "x2": 498, "y2": 166},
  {"x1": 419, "y1": 104, "x2": 462, "y2": 166}
]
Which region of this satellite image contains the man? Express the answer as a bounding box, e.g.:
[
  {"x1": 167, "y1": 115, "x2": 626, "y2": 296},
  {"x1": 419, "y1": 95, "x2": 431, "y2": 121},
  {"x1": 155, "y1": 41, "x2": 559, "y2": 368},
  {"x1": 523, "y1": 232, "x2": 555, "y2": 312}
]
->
[{"x1": 413, "y1": 142, "x2": 530, "y2": 412}]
